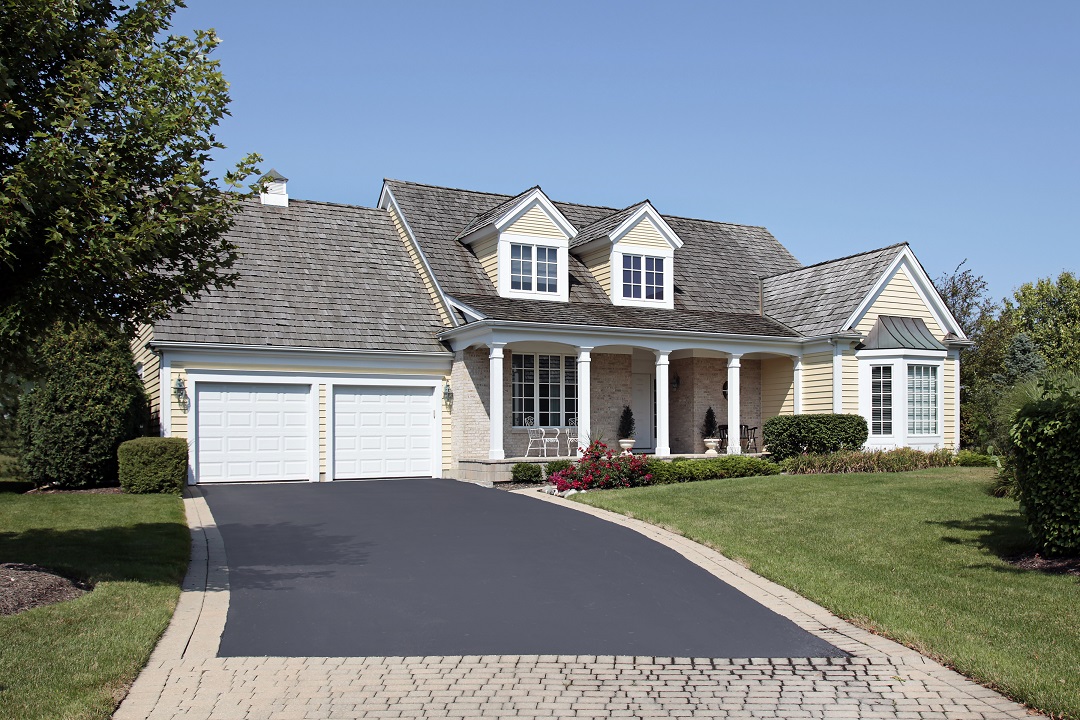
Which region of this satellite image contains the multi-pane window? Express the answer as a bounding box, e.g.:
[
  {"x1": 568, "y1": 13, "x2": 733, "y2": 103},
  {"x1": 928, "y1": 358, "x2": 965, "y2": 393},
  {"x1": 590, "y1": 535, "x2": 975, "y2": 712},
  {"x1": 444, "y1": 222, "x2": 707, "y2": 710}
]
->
[
  {"x1": 622, "y1": 255, "x2": 664, "y2": 300},
  {"x1": 511, "y1": 354, "x2": 577, "y2": 427},
  {"x1": 907, "y1": 365, "x2": 938, "y2": 435},
  {"x1": 871, "y1": 366, "x2": 892, "y2": 435},
  {"x1": 510, "y1": 243, "x2": 558, "y2": 293}
]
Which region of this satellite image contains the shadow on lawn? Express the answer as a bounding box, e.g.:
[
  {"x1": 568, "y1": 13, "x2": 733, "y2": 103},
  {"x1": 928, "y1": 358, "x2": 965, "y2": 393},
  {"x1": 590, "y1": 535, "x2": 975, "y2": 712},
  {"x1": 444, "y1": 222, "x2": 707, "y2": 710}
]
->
[
  {"x1": 927, "y1": 513, "x2": 1036, "y2": 572},
  {"x1": 0, "y1": 523, "x2": 189, "y2": 585}
]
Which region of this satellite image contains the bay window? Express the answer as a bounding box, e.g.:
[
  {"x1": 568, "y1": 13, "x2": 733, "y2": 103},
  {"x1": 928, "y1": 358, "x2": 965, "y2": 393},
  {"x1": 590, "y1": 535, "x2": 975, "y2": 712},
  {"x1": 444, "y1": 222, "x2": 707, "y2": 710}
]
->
[{"x1": 907, "y1": 365, "x2": 938, "y2": 435}]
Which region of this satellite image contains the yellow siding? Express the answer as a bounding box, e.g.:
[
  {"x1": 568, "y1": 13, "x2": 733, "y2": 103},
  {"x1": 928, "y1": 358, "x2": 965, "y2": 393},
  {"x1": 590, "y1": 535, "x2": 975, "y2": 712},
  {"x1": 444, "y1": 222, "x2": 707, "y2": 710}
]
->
[
  {"x1": 801, "y1": 352, "x2": 833, "y2": 414},
  {"x1": 761, "y1": 358, "x2": 795, "y2": 419},
  {"x1": 856, "y1": 267, "x2": 945, "y2": 337},
  {"x1": 578, "y1": 246, "x2": 612, "y2": 295},
  {"x1": 842, "y1": 351, "x2": 859, "y2": 415},
  {"x1": 170, "y1": 369, "x2": 188, "y2": 440},
  {"x1": 619, "y1": 216, "x2": 668, "y2": 249},
  {"x1": 131, "y1": 324, "x2": 160, "y2": 428},
  {"x1": 505, "y1": 204, "x2": 565, "y2": 239},
  {"x1": 473, "y1": 234, "x2": 499, "y2": 289},
  {"x1": 388, "y1": 203, "x2": 452, "y2": 327},
  {"x1": 319, "y1": 384, "x2": 327, "y2": 479},
  {"x1": 944, "y1": 357, "x2": 957, "y2": 448},
  {"x1": 442, "y1": 374, "x2": 453, "y2": 475}
]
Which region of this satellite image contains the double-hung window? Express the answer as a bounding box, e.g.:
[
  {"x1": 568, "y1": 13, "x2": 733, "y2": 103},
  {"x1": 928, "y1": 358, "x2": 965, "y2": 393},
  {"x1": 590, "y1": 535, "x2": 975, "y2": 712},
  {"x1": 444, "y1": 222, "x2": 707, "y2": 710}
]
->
[
  {"x1": 622, "y1": 254, "x2": 664, "y2": 300},
  {"x1": 510, "y1": 243, "x2": 558, "y2": 294},
  {"x1": 871, "y1": 365, "x2": 892, "y2": 435},
  {"x1": 907, "y1": 365, "x2": 938, "y2": 435},
  {"x1": 511, "y1": 354, "x2": 577, "y2": 427}
]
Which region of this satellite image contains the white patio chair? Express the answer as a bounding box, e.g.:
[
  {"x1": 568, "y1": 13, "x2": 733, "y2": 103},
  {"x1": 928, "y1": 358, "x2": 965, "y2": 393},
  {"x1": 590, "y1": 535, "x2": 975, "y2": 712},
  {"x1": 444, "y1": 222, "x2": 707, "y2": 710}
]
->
[
  {"x1": 565, "y1": 418, "x2": 579, "y2": 456},
  {"x1": 525, "y1": 417, "x2": 545, "y2": 457}
]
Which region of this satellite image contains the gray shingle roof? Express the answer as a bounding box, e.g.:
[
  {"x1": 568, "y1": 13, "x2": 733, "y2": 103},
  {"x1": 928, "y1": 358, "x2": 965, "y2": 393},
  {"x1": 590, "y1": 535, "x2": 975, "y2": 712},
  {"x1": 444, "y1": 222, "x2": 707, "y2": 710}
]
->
[
  {"x1": 761, "y1": 244, "x2": 905, "y2": 337},
  {"x1": 154, "y1": 198, "x2": 446, "y2": 353},
  {"x1": 384, "y1": 180, "x2": 803, "y2": 324},
  {"x1": 455, "y1": 186, "x2": 540, "y2": 240},
  {"x1": 857, "y1": 316, "x2": 945, "y2": 351},
  {"x1": 450, "y1": 294, "x2": 797, "y2": 337},
  {"x1": 568, "y1": 201, "x2": 648, "y2": 249}
]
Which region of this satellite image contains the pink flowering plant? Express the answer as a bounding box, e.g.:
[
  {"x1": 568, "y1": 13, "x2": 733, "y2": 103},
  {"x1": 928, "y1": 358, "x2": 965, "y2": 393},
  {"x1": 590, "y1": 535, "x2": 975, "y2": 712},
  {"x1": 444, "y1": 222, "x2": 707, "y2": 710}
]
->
[{"x1": 548, "y1": 441, "x2": 653, "y2": 492}]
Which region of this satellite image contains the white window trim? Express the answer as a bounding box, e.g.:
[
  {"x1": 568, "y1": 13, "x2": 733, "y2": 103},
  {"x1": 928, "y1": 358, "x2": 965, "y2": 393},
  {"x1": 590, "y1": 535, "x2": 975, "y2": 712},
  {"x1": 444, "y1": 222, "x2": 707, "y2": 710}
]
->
[
  {"x1": 510, "y1": 353, "x2": 578, "y2": 428},
  {"x1": 498, "y1": 232, "x2": 569, "y2": 303},
  {"x1": 611, "y1": 245, "x2": 675, "y2": 309},
  {"x1": 857, "y1": 349, "x2": 946, "y2": 451}
]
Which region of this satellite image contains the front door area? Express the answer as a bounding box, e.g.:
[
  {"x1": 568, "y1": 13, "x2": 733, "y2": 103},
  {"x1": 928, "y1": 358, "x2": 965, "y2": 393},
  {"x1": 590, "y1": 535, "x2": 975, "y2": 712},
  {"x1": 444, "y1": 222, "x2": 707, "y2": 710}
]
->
[{"x1": 631, "y1": 372, "x2": 656, "y2": 451}]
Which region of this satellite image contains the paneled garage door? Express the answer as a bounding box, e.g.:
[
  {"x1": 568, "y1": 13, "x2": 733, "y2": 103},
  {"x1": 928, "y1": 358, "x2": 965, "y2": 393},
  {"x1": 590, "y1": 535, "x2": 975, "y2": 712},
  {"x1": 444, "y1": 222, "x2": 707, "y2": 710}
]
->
[
  {"x1": 334, "y1": 386, "x2": 434, "y2": 479},
  {"x1": 196, "y1": 383, "x2": 312, "y2": 482}
]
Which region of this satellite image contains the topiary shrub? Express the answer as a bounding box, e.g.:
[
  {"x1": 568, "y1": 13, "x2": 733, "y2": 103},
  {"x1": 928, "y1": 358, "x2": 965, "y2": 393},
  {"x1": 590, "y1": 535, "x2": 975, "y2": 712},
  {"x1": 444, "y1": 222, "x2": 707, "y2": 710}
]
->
[
  {"x1": 700, "y1": 407, "x2": 719, "y2": 439},
  {"x1": 511, "y1": 462, "x2": 543, "y2": 483},
  {"x1": 544, "y1": 459, "x2": 573, "y2": 478},
  {"x1": 17, "y1": 323, "x2": 148, "y2": 488},
  {"x1": 762, "y1": 414, "x2": 869, "y2": 460},
  {"x1": 617, "y1": 405, "x2": 636, "y2": 440},
  {"x1": 118, "y1": 437, "x2": 188, "y2": 495},
  {"x1": 1011, "y1": 379, "x2": 1080, "y2": 557}
]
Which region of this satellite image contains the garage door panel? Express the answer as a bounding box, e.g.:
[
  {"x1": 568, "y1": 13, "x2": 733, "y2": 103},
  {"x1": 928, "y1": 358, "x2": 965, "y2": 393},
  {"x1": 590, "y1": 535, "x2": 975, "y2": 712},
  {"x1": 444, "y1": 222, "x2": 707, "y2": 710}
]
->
[
  {"x1": 334, "y1": 386, "x2": 434, "y2": 479},
  {"x1": 197, "y1": 383, "x2": 311, "y2": 483}
]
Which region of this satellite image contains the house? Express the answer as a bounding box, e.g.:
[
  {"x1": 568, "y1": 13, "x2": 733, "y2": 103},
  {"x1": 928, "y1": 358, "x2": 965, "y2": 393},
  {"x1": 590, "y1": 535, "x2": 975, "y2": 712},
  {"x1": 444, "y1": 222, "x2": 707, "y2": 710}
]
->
[{"x1": 133, "y1": 174, "x2": 971, "y2": 484}]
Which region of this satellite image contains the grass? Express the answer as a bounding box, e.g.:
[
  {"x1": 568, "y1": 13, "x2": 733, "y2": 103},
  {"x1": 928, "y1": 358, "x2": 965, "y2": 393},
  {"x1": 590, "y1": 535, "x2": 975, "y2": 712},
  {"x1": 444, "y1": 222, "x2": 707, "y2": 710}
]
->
[
  {"x1": 0, "y1": 491, "x2": 189, "y2": 720},
  {"x1": 576, "y1": 467, "x2": 1080, "y2": 720}
]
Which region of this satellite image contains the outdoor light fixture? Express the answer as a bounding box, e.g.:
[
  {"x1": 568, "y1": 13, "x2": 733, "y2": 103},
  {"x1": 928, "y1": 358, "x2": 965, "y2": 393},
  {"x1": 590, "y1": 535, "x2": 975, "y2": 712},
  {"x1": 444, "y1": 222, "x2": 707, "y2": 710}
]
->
[
  {"x1": 671, "y1": 374, "x2": 680, "y2": 391},
  {"x1": 173, "y1": 376, "x2": 189, "y2": 411},
  {"x1": 442, "y1": 381, "x2": 453, "y2": 409}
]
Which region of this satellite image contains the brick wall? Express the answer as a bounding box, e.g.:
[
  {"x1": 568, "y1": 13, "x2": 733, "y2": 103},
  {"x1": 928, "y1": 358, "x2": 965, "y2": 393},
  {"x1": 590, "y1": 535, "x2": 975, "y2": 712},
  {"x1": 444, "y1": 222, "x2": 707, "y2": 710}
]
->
[
  {"x1": 450, "y1": 348, "x2": 490, "y2": 464},
  {"x1": 669, "y1": 357, "x2": 762, "y2": 454}
]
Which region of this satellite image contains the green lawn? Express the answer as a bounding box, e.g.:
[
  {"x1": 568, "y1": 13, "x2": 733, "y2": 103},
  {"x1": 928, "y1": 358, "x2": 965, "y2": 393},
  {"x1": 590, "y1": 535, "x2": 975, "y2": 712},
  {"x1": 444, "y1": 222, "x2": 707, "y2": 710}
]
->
[
  {"x1": 576, "y1": 467, "x2": 1080, "y2": 720},
  {"x1": 0, "y1": 492, "x2": 188, "y2": 720}
]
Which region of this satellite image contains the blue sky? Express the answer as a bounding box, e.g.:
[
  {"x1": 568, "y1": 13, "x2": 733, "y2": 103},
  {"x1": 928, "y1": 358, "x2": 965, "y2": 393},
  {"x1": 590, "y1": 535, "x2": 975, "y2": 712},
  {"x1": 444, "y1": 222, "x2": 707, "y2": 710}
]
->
[{"x1": 173, "y1": 0, "x2": 1078, "y2": 303}]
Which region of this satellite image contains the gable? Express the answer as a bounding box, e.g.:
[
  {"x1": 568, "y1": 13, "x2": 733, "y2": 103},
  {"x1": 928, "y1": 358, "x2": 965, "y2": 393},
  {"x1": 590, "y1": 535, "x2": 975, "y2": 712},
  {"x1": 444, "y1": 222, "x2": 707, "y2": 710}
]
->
[
  {"x1": 503, "y1": 204, "x2": 567, "y2": 240},
  {"x1": 853, "y1": 263, "x2": 945, "y2": 338},
  {"x1": 616, "y1": 215, "x2": 670, "y2": 250}
]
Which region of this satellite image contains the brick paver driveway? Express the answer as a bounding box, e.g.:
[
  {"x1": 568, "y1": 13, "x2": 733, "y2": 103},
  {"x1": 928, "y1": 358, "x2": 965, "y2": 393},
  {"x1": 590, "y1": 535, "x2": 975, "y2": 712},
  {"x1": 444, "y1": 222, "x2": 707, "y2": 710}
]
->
[
  {"x1": 200, "y1": 479, "x2": 841, "y2": 659},
  {"x1": 113, "y1": 481, "x2": 1039, "y2": 719}
]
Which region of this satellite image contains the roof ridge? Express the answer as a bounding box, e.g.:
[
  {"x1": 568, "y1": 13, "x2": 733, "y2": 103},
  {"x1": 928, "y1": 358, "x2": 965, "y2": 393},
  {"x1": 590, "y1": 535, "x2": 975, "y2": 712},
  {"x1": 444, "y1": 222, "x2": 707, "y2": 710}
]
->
[
  {"x1": 659, "y1": 213, "x2": 768, "y2": 230},
  {"x1": 254, "y1": 197, "x2": 384, "y2": 212},
  {"x1": 762, "y1": 242, "x2": 908, "y2": 280},
  {"x1": 384, "y1": 178, "x2": 516, "y2": 201}
]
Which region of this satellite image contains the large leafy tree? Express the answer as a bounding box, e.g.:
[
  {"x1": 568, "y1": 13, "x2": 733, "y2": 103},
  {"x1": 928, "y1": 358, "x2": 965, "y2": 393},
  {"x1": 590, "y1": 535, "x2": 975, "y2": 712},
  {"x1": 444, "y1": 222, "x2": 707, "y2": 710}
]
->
[
  {"x1": 0, "y1": 0, "x2": 259, "y2": 373},
  {"x1": 1007, "y1": 272, "x2": 1080, "y2": 373}
]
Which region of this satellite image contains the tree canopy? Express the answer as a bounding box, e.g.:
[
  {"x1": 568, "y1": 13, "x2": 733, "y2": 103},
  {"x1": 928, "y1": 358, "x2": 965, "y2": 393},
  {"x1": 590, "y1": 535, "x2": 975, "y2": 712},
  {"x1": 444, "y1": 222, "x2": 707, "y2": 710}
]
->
[{"x1": 0, "y1": 0, "x2": 259, "y2": 372}]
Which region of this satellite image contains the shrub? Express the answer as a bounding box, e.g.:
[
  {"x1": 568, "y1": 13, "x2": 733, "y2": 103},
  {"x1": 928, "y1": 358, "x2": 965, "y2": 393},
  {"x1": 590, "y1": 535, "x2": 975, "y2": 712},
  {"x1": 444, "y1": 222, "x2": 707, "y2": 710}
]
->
[
  {"x1": 617, "y1": 405, "x2": 636, "y2": 440},
  {"x1": 118, "y1": 437, "x2": 188, "y2": 495},
  {"x1": 781, "y1": 447, "x2": 957, "y2": 474},
  {"x1": 700, "y1": 407, "x2": 719, "y2": 438},
  {"x1": 763, "y1": 414, "x2": 869, "y2": 460},
  {"x1": 544, "y1": 459, "x2": 574, "y2": 478},
  {"x1": 646, "y1": 456, "x2": 779, "y2": 484},
  {"x1": 17, "y1": 323, "x2": 148, "y2": 488},
  {"x1": 1011, "y1": 379, "x2": 1080, "y2": 557},
  {"x1": 956, "y1": 449, "x2": 997, "y2": 467},
  {"x1": 549, "y1": 442, "x2": 651, "y2": 492},
  {"x1": 511, "y1": 462, "x2": 543, "y2": 483}
]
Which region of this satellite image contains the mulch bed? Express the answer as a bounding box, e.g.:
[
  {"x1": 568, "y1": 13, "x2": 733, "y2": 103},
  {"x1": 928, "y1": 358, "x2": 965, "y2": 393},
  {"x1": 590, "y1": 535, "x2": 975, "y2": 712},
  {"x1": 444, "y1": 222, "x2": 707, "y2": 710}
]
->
[
  {"x1": 0, "y1": 563, "x2": 92, "y2": 616},
  {"x1": 1006, "y1": 553, "x2": 1080, "y2": 576},
  {"x1": 24, "y1": 486, "x2": 122, "y2": 495},
  {"x1": 492, "y1": 481, "x2": 551, "y2": 492}
]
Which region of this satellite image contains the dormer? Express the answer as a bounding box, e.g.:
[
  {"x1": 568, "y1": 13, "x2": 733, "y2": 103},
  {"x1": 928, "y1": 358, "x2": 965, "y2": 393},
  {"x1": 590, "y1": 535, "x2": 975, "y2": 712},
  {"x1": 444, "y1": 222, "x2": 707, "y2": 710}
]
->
[
  {"x1": 570, "y1": 201, "x2": 683, "y2": 309},
  {"x1": 457, "y1": 187, "x2": 576, "y2": 303}
]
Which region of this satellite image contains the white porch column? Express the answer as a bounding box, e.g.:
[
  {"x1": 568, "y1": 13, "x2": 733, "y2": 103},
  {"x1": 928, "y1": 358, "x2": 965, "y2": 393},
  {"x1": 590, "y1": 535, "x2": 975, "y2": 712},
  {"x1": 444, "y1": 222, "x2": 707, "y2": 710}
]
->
[
  {"x1": 832, "y1": 341, "x2": 844, "y2": 413},
  {"x1": 576, "y1": 347, "x2": 592, "y2": 456},
  {"x1": 951, "y1": 349, "x2": 961, "y2": 451},
  {"x1": 655, "y1": 351, "x2": 671, "y2": 456},
  {"x1": 793, "y1": 356, "x2": 803, "y2": 414},
  {"x1": 489, "y1": 343, "x2": 505, "y2": 460},
  {"x1": 727, "y1": 354, "x2": 742, "y2": 454}
]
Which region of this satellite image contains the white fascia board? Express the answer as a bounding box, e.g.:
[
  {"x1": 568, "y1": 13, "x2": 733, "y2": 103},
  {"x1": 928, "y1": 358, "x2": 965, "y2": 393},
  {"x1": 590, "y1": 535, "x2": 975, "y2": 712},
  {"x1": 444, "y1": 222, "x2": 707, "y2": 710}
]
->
[
  {"x1": 377, "y1": 183, "x2": 459, "y2": 328},
  {"x1": 445, "y1": 296, "x2": 488, "y2": 322},
  {"x1": 457, "y1": 224, "x2": 498, "y2": 247},
  {"x1": 609, "y1": 202, "x2": 684, "y2": 250},
  {"x1": 841, "y1": 246, "x2": 965, "y2": 339},
  {"x1": 150, "y1": 341, "x2": 452, "y2": 373},
  {"x1": 492, "y1": 188, "x2": 576, "y2": 240},
  {"x1": 855, "y1": 347, "x2": 947, "y2": 361}
]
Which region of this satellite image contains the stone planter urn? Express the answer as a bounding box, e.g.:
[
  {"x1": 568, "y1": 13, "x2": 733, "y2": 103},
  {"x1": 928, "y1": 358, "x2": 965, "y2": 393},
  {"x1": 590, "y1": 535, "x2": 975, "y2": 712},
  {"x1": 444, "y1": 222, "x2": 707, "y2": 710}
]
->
[
  {"x1": 703, "y1": 438, "x2": 720, "y2": 457},
  {"x1": 618, "y1": 438, "x2": 635, "y2": 455}
]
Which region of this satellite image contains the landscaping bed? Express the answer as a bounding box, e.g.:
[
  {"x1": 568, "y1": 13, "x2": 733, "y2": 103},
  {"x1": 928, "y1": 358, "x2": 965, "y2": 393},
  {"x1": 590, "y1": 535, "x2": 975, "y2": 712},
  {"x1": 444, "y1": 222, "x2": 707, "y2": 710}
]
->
[{"x1": 575, "y1": 467, "x2": 1080, "y2": 720}]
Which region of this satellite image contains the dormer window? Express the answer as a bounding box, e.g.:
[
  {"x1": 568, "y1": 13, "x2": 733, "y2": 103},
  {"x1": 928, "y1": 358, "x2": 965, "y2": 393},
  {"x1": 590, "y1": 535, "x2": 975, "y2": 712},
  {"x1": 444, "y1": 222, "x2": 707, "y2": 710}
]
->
[
  {"x1": 622, "y1": 254, "x2": 664, "y2": 301},
  {"x1": 510, "y1": 243, "x2": 559, "y2": 293}
]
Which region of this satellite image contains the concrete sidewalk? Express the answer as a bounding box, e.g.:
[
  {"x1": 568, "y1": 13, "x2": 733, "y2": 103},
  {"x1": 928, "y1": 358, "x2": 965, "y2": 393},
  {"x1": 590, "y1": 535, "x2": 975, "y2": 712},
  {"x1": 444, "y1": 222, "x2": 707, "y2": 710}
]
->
[{"x1": 113, "y1": 486, "x2": 1039, "y2": 720}]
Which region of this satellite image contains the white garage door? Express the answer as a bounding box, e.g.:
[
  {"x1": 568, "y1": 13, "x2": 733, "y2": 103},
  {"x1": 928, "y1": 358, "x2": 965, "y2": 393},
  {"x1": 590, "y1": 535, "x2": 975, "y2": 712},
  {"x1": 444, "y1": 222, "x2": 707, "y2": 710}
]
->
[
  {"x1": 334, "y1": 386, "x2": 434, "y2": 479},
  {"x1": 196, "y1": 383, "x2": 312, "y2": 482}
]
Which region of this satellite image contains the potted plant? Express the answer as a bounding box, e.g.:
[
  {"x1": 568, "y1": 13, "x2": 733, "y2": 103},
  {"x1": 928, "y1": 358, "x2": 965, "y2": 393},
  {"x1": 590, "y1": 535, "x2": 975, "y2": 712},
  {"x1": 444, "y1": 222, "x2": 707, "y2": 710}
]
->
[
  {"x1": 701, "y1": 406, "x2": 720, "y2": 456},
  {"x1": 617, "y1": 405, "x2": 636, "y2": 454}
]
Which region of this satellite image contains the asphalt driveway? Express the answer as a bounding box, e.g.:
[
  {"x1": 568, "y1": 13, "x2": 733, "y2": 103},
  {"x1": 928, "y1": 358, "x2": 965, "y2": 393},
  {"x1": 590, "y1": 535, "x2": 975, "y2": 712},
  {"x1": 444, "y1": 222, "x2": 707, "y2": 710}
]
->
[{"x1": 201, "y1": 479, "x2": 844, "y2": 658}]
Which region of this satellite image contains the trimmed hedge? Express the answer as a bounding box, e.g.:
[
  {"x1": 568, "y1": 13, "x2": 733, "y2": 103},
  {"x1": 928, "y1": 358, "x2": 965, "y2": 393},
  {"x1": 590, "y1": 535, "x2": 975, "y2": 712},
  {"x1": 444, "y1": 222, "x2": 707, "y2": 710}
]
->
[
  {"x1": 781, "y1": 447, "x2": 955, "y2": 475},
  {"x1": 646, "y1": 455, "x2": 780, "y2": 484},
  {"x1": 1011, "y1": 381, "x2": 1080, "y2": 557},
  {"x1": 511, "y1": 462, "x2": 543, "y2": 483},
  {"x1": 544, "y1": 459, "x2": 573, "y2": 478},
  {"x1": 956, "y1": 449, "x2": 998, "y2": 467},
  {"x1": 118, "y1": 437, "x2": 188, "y2": 495},
  {"x1": 762, "y1": 414, "x2": 868, "y2": 460}
]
